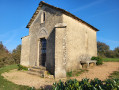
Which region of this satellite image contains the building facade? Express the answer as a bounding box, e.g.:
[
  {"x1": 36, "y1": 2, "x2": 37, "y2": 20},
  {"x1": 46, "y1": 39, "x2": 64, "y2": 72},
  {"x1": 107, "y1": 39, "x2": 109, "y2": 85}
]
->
[{"x1": 20, "y1": 1, "x2": 98, "y2": 78}]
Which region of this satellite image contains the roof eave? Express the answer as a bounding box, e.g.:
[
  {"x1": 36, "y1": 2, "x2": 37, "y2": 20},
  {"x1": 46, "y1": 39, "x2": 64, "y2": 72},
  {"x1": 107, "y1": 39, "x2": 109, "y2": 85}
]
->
[{"x1": 26, "y1": 1, "x2": 99, "y2": 31}]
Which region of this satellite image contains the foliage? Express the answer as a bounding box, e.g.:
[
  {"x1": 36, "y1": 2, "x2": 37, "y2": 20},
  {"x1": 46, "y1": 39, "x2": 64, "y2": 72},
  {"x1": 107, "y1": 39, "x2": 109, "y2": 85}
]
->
[
  {"x1": 90, "y1": 78, "x2": 104, "y2": 89},
  {"x1": 0, "y1": 64, "x2": 35, "y2": 90},
  {"x1": 109, "y1": 71, "x2": 119, "y2": 79},
  {"x1": 0, "y1": 41, "x2": 15, "y2": 68},
  {"x1": 104, "y1": 79, "x2": 119, "y2": 90},
  {"x1": 0, "y1": 41, "x2": 21, "y2": 68},
  {"x1": 102, "y1": 58, "x2": 119, "y2": 62},
  {"x1": 97, "y1": 41, "x2": 119, "y2": 58},
  {"x1": 114, "y1": 47, "x2": 119, "y2": 58},
  {"x1": 17, "y1": 64, "x2": 28, "y2": 71},
  {"x1": 91, "y1": 56, "x2": 103, "y2": 65},
  {"x1": 66, "y1": 71, "x2": 72, "y2": 77},
  {"x1": 105, "y1": 50, "x2": 116, "y2": 58},
  {"x1": 97, "y1": 41, "x2": 110, "y2": 57},
  {"x1": 0, "y1": 57, "x2": 14, "y2": 68},
  {"x1": 12, "y1": 45, "x2": 21, "y2": 64},
  {"x1": 52, "y1": 78, "x2": 119, "y2": 90},
  {"x1": 0, "y1": 41, "x2": 9, "y2": 57}
]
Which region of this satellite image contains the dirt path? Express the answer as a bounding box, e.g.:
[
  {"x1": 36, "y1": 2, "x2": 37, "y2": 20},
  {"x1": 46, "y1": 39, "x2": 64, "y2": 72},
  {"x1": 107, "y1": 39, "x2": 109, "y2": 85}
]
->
[
  {"x1": 2, "y1": 62, "x2": 119, "y2": 89},
  {"x1": 71, "y1": 62, "x2": 119, "y2": 81}
]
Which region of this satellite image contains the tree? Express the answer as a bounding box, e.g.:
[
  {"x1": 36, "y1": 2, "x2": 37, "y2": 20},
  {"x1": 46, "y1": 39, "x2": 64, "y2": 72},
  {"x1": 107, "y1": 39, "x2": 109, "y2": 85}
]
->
[
  {"x1": 0, "y1": 41, "x2": 9, "y2": 58},
  {"x1": 0, "y1": 41, "x2": 14, "y2": 67},
  {"x1": 105, "y1": 50, "x2": 116, "y2": 58},
  {"x1": 97, "y1": 41, "x2": 110, "y2": 57},
  {"x1": 114, "y1": 47, "x2": 119, "y2": 58},
  {"x1": 12, "y1": 45, "x2": 21, "y2": 64}
]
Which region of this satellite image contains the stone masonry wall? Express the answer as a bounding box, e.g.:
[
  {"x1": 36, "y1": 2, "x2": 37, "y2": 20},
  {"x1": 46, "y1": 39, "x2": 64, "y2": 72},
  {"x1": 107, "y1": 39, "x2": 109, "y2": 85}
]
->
[
  {"x1": 28, "y1": 5, "x2": 63, "y2": 74},
  {"x1": 54, "y1": 23, "x2": 67, "y2": 78},
  {"x1": 20, "y1": 36, "x2": 30, "y2": 66},
  {"x1": 63, "y1": 14, "x2": 97, "y2": 71}
]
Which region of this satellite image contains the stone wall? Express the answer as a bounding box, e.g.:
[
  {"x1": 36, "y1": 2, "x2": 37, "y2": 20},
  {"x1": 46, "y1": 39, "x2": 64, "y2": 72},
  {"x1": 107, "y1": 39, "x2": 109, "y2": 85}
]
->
[
  {"x1": 20, "y1": 36, "x2": 30, "y2": 66},
  {"x1": 63, "y1": 14, "x2": 97, "y2": 71},
  {"x1": 28, "y1": 5, "x2": 63, "y2": 74},
  {"x1": 54, "y1": 23, "x2": 67, "y2": 78}
]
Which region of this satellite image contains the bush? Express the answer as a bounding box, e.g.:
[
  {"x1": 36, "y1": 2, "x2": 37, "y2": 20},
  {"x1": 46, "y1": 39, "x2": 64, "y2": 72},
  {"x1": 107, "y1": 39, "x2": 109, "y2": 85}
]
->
[
  {"x1": 17, "y1": 64, "x2": 28, "y2": 71},
  {"x1": 52, "y1": 78, "x2": 119, "y2": 90},
  {"x1": 0, "y1": 57, "x2": 15, "y2": 68},
  {"x1": 91, "y1": 56, "x2": 103, "y2": 65},
  {"x1": 104, "y1": 79, "x2": 119, "y2": 90}
]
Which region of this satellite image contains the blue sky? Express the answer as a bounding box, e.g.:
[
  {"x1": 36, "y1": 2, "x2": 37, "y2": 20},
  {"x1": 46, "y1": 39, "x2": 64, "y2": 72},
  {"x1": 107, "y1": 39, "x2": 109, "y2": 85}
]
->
[{"x1": 0, "y1": 0, "x2": 119, "y2": 51}]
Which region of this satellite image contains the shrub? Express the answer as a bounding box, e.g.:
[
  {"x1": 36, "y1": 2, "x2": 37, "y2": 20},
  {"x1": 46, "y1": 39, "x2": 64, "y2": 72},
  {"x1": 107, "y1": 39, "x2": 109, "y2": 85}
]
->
[
  {"x1": 104, "y1": 79, "x2": 119, "y2": 90},
  {"x1": 0, "y1": 57, "x2": 15, "y2": 68},
  {"x1": 52, "y1": 78, "x2": 119, "y2": 90},
  {"x1": 65, "y1": 79, "x2": 79, "y2": 90},
  {"x1": 90, "y1": 78, "x2": 104, "y2": 89},
  {"x1": 91, "y1": 56, "x2": 103, "y2": 65},
  {"x1": 17, "y1": 64, "x2": 28, "y2": 71}
]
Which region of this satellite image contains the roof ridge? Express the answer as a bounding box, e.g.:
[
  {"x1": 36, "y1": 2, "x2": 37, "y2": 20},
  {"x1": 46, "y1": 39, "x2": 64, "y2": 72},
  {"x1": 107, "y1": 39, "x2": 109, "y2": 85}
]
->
[{"x1": 26, "y1": 1, "x2": 99, "y2": 31}]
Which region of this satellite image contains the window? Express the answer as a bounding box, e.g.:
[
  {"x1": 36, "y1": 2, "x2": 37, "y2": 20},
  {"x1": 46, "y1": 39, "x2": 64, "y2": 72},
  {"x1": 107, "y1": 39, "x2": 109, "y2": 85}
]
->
[
  {"x1": 41, "y1": 12, "x2": 45, "y2": 23},
  {"x1": 40, "y1": 38, "x2": 46, "y2": 54},
  {"x1": 43, "y1": 12, "x2": 45, "y2": 22}
]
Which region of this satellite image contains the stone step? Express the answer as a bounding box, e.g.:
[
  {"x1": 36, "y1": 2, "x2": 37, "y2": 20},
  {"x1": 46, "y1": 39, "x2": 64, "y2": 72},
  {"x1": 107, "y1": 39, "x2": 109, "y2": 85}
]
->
[
  {"x1": 27, "y1": 66, "x2": 54, "y2": 78},
  {"x1": 27, "y1": 66, "x2": 46, "y2": 78},
  {"x1": 31, "y1": 66, "x2": 46, "y2": 70},
  {"x1": 28, "y1": 68, "x2": 45, "y2": 74},
  {"x1": 27, "y1": 71, "x2": 44, "y2": 77}
]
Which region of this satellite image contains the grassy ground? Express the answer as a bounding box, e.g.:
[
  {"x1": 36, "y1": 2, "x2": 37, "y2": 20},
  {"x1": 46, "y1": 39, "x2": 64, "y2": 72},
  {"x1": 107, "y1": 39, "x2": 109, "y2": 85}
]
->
[
  {"x1": 102, "y1": 58, "x2": 119, "y2": 79},
  {"x1": 102, "y1": 58, "x2": 119, "y2": 62},
  {"x1": 109, "y1": 71, "x2": 119, "y2": 79},
  {"x1": 66, "y1": 69, "x2": 88, "y2": 77},
  {"x1": 0, "y1": 64, "x2": 34, "y2": 90},
  {"x1": 103, "y1": 58, "x2": 119, "y2": 79}
]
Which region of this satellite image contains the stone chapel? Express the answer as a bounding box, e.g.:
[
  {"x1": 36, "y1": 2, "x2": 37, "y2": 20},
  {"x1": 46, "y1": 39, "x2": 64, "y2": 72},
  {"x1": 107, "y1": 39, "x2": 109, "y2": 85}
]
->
[{"x1": 20, "y1": 1, "x2": 98, "y2": 78}]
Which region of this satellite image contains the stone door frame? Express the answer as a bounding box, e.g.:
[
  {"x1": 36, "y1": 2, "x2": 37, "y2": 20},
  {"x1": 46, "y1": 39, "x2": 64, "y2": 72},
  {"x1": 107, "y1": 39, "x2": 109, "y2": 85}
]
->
[{"x1": 37, "y1": 37, "x2": 47, "y2": 67}]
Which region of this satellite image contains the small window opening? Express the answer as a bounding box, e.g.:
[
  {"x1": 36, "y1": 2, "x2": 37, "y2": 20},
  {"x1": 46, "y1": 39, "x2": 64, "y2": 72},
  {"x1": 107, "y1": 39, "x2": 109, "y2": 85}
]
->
[
  {"x1": 43, "y1": 12, "x2": 45, "y2": 22},
  {"x1": 41, "y1": 12, "x2": 45, "y2": 23}
]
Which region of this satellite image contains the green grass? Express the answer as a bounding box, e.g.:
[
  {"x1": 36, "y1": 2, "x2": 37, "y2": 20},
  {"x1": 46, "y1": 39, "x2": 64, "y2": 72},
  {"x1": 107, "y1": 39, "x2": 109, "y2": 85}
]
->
[
  {"x1": 66, "y1": 69, "x2": 88, "y2": 77},
  {"x1": 0, "y1": 64, "x2": 35, "y2": 90},
  {"x1": 102, "y1": 58, "x2": 119, "y2": 62},
  {"x1": 109, "y1": 71, "x2": 119, "y2": 79}
]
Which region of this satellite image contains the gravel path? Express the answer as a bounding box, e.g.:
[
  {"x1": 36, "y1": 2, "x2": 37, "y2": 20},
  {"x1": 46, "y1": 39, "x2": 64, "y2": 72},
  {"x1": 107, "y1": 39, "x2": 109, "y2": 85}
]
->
[
  {"x1": 71, "y1": 62, "x2": 119, "y2": 81},
  {"x1": 2, "y1": 62, "x2": 119, "y2": 89}
]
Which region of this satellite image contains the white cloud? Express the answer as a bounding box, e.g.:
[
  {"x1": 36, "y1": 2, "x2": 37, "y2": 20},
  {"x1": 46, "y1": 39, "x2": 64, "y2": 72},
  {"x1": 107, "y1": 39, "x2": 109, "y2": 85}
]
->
[
  {"x1": 70, "y1": 0, "x2": 106, "y2": 13},
  {"x1": 89, "y1": 9, "x2": 119, "y2": 18}
]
